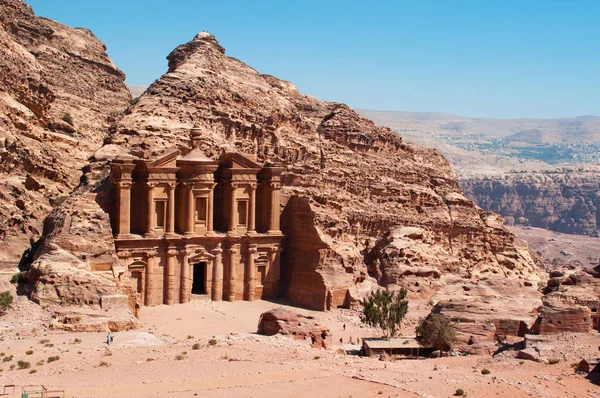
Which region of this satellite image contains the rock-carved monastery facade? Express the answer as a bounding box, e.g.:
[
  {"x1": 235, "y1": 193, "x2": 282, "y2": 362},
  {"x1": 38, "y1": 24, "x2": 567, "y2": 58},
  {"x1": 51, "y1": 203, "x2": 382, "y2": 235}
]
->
[{"x1": 110, "y1": 129, "x2": 283, "y2": 307}]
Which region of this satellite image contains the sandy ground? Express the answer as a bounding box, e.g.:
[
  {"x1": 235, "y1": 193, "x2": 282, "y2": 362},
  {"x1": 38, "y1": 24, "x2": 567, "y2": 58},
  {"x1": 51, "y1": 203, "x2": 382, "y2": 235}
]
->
[{"x1": 0, "y1": 294, "x2": 598, "y2": 398}]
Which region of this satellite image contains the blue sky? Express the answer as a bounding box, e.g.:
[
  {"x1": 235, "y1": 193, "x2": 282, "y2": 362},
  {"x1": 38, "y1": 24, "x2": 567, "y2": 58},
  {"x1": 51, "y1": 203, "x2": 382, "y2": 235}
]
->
[{"x1": 25, "y1": 0, "x2": 599, "y2": 119}]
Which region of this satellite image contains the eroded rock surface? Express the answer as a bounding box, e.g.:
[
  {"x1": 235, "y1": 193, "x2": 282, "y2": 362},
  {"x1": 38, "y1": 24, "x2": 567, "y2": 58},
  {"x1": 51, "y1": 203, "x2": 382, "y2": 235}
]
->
[
  {"x1": 29, "y1": 32, "x2": 543, "y2": 335},
  {"x1": 257, "y1": 307, "x2": 331, "y2": 348},
  {"x1": 0, "y1": 0, "x2": 130, "y2": 264},
  {"x1": 462, "y1": 167, "x2": 600, "y2": 237}
]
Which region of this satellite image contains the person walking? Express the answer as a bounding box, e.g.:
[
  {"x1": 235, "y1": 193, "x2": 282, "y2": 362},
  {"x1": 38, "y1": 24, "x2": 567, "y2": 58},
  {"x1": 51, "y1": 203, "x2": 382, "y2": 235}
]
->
[{"x1": 106, "y1": 333, "x2": 111, "y2": 346}]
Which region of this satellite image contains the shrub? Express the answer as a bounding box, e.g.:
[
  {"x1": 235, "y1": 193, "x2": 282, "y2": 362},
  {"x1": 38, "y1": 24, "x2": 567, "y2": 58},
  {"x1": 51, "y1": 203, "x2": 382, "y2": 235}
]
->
[
  {"x1": 25, "y1": 350, "x2": 33, "y2": 355},
  {"x1": 9, "y1": 273, "x2": 20, "y2": 284},
  {"x1": 313, "y1": 355, "x2": 320, "y2": 360},
  {"x1": 44, "y1": 343, "x2": 54, "y2": 348},
  {"x1": 0, "y1": 292, "x2": 13, "y2": 312},
  {"x1": 36, "y1": 360, "x2": 44, "y2": 366},
  {"x1": 481, "y1": 369, "x2": 491, "y2": 375},
  {"x1": 73, "y1": 338, "x2": 81, "y2": 344},
  {"x1": 29, "y1": 369, "x2": 37, "y2": 374},
  {"x1": 175, "y1": 354, "x2": 184, "y2": 361},
  {"x1": 192, "y1": 343, "x2": 201, "y2": 350},
  {"x1": 2, "y1": 355, "x2": 13, "y2": 362},
  {"x1": 38, "y1": 339, "x2": 50, "y2": 345},
  {"x1": 548, "y1": 358, "x2": 560, "y2": 365},
  {"x1": 417, "y1": 314, "x2": 457, "y2": 352},
  {"x1": 360, "y1": 288, "x2": 408, "y2": 338},
  {"x1": 9, "y1": 365, "x2": 15, "y2": 370},
  {"x1": 17, "y1": 361, "x2": 31, "y2": 369},
  {"x1": 99, "y1": 361, "x2": 109, "y2": 367},
  {"x1": 187, "y1": 335, "x2": 194, "y2": 340},
  {"x1": 47, "y1": 356, "x2": 60, "y2": 363},
  {"x1": 146, "y1": 358, "x2": 154, "y2": 362},
  {"x1": 208, "y1": 339, "x2": 217, "y2": 346},
  {"x1": 61, "y1": 113, "x2": 74, "y2": 126},
  {"x1": 455, "y1": 389, "x2": 465, "y2": 396}
]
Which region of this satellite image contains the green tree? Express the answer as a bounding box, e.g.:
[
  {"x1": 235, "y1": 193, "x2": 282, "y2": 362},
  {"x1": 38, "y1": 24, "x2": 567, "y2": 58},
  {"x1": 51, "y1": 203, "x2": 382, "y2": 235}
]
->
[
  {"x1": 360, "y1": 288, "x2": 408, "y2": 339},
  {"x1": 0, "y1": 292, "x2": 13, "y2": 312},
  {"x1": 61, "y1": 112, "x2": 74, "y2": 126},
  {"x1": 417, "y1": 313, "x2": 456, "y2": 352}
]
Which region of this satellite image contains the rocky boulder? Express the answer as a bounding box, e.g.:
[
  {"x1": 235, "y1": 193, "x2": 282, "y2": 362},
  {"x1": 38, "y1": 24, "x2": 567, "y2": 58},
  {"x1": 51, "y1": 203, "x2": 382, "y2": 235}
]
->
[{"x1": 257, "y1": 308, "x2": 332, "y2": 348}]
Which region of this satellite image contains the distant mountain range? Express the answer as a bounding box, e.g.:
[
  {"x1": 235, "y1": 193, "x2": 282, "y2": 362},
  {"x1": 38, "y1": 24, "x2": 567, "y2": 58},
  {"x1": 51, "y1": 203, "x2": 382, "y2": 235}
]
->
[{"x1": 357, "y1": 110, "x2": 600, "y2": 176}]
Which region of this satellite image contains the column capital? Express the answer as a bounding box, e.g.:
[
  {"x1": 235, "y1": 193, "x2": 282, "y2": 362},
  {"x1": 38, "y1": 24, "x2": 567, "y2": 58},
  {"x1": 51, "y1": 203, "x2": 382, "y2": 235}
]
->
[
  {"x1": 167, "y1": 248, "x2": 178, "y2": 257},
  {"x1": 116, "y1": 180, "x2": 133, "y2": 189},
  {"x1": 248, "y1": 244, "x2": 258, "y2": 254},
  {"x1": 117, "y1": 251, "x2": 132, "y2": 260},
  {"x1": 166, "y1": 182, "x2": 177, "y2": 189},
  {"x1": 179, "y1": 248, "x2": 193, "y2": 256},
  {"x1": 146, "y1": 249, "x2": 159, "y2": 258},
  {"x1": 147, "y1": 181, "x2": 158, "y2": 188},
  {"x1": 227, "y1": 246, "x2": 239, "y2": 255},
  {"x1": 269, "y1": 182, "x2": 281, "y2": 189},
  {"x1": 230, "y1": 182, "x2": 239, "y2": 189},
  {"x1": 211, "y1": 245, "x2": 223, "y2": 256}
]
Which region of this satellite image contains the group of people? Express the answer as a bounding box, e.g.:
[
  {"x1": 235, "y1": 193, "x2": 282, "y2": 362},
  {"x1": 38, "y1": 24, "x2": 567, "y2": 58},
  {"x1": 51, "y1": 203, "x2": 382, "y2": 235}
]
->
[{"x1": 106, "y1": 332, "x2": 115, "y2": 346}]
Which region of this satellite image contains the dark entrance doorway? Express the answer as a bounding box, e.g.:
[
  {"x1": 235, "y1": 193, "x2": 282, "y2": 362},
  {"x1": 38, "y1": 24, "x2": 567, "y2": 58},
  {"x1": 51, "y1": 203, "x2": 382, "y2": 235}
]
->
[{"x1": 192, "y1": 262, "x2": 206, "y2": 295}]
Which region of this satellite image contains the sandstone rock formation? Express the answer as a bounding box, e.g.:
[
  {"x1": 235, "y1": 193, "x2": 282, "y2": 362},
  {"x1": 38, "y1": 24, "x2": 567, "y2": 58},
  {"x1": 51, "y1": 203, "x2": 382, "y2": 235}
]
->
[
  {"x1": 462, "y1": 167, "x2": 600, "y2": 237},
  {"x1": 533, "y1": 266, "x2": 600, "y2": 334},
  {"x1": 0, "y1": 0, "x2": 130, "y2": 265},
  {"x1": 257, "y1": 307, "x2": 331, "y2": 348},
  {"x1": 106, "y1": 32, "x2": 543, "y2": 311},
  {"x1": 25, "y1": 31, "x2": 544, "y2": 337},
  {"x1": 22, "y1": 31, "x2": 547, "y2": 338}
]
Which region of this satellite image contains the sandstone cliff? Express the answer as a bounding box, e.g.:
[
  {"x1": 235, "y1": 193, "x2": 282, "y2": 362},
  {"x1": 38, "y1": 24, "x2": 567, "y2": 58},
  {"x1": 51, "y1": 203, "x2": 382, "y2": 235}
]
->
[
  {"x1": 106, "y1": 33, "x2": 541, "y2": 312},
  {"x1": 461, "y1": 167, "x2": 600, "y2": 237},
  {"x1": 0, "y1": 0, "x2": 131, "y2": 264},
  {"x1": 26, "y1": 31, "x2": 545, "y2": 341}
]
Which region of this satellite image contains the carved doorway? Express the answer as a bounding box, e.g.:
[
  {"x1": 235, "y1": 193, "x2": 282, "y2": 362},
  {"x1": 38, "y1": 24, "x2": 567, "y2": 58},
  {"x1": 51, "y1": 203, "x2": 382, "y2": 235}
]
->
[{"x1": 192, "y1": 262, "x2": 207, "y2": 295}]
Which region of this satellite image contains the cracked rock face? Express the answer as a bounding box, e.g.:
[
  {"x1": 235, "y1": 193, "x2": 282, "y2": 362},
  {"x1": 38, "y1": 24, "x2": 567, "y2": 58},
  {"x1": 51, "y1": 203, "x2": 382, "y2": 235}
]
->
[
  {"x1": 0, "y1": 0, "x2": 130, "y2": 264},
  {"x1": 462, "y1": 166, "x2": 600, "y2": 237},
  {"x1": 107, "y1": 32, "x2": 543, "y2": 312},
  {"x1": 19, "y1": 27, "x2": 545, "y2": 336}
]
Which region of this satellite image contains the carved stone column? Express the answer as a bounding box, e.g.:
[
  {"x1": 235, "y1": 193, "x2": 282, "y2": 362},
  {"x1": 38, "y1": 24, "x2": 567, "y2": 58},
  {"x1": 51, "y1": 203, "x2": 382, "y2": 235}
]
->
[
  {"x1": 205, "y1": 253, "x2": 213, "y2": 296},
  {"x1": 166, "y1": 183, "x2": 176, "y2": 236},
  {"x1": 268, "y1": 182, "x2": 281, "y2": 234},
  {"x1": 207, "y1": 183, "x2": 215, "y2": 234},
  {"x1": 180, "y1": 249, "x2": 190, "y2": 303},
  {"x1": 211, "y1": 244, "x2": 223, "y2": 301},
  {"x1": 145, "y1": 182, "x2": 156, "y2": 237},
  {"x1": 244, "y1": 244, "x2": 258, "y2": 301},
  {"x1": 247, "y1": 184, "x2": 256, "y2": 234},
  {"x1": 165, "y1": 248, "x2": 177, "y2": 305},
  {"x1": 145, "y1": 249, "x2": 158, "y2": 306},
  {"x1": 227, "y1": 245, "x2": 239, "y2": 301},
  {"x1": 116, "y1": 181, "x2": 132, "y2": 238},
  {"x1": 228, "y1": 182, "x2": 238, "y2": 234},
  {"x1": 185, "y1": 184, "x2": 195, "y2": 236}
]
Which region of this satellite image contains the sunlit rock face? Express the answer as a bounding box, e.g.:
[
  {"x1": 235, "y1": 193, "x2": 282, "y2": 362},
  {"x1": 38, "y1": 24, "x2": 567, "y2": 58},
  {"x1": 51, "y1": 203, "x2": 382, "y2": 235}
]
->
[{"x1": 0, "y1": 0, "x2": 131, "y2": 264}]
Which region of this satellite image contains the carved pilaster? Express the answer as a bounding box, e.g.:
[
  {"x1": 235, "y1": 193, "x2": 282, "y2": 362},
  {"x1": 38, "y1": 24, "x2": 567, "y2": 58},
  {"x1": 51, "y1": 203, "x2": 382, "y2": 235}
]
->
[
  {"x1": 226, "y1": 246, "x2": 239, "y2": 301},
  {"x1": 180, "y1": 249, "x2": 191, "y2": 303},
  {"x1": 211, "y1": 244, "x2": 223, "y2": 301},
  {"x1": 165, "y1": 248, "x2": 178, "y2": 305},
  {"x1": 145, "y1": 249, "x2": 158, "y2": 306},
  {"x1": 244, "y1": 244, "x2": 258, "y2": 301},
  {"x1": 145, "y1": 182, "x2": 157, "y2": 237}
]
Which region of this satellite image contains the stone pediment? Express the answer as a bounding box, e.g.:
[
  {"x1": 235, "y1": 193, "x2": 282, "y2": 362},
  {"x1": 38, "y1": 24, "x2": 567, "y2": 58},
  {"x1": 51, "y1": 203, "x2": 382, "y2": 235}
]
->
[
  {"x1": 150, "y1": 149, "x2": 179, "y2": 168},
  {"x1": 219, "y1": 152, "x2": 261, "y2": 170}
]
